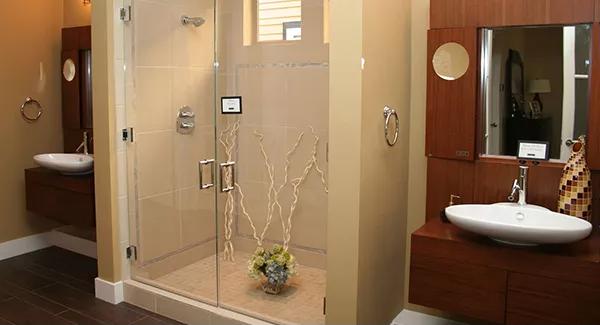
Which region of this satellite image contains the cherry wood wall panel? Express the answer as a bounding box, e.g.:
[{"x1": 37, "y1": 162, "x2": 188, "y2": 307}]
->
[
  {"x1": 426, "y1": 158, "x2": 564, "y2": 221},
  {"x1": 62, "y1": 26, "x2": 91, "y2": 51},
  {"x1": 430, "y1": 0, "x2": 467, "y2": 29},
  {"x1": 473, "y1": 160, "x2": 563, "y2": 210},
  {"x1": 426, "y1": 28, "x2": 477, "y2": 160},
  {"x1": 588, "y1": 24, "x2": 600, "y2": 170},
  {"x1": 426, "y1": 158, "x2": 475, "y2": 220},
  {"x1": 504, "y1": 0, "x2": 549, "y2": 26},
  {"x1": 465, "y1": 0, "x2": 506, "y2": 27},
  {"x1": 62, "y1": 26, "x2": 93, "y2": 154},
  {"x1": 64, "y1": 129, "x2": 94, "y2": 154},
  {"x1": 547, "y1": 0, "x2": 595, "y2": 24},
  {"x1": 61, "y1": 50, "x2": 81, "y2": 130},
  {"x1": 593, "y1": 171, "x2": 600, "y2": 227},
  {"x1": 430, "y1": 0, "x2": 596, "y2": 29}
]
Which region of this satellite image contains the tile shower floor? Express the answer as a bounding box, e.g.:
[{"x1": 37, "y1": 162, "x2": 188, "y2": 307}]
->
[{"x1": 147, "y1": 252, "x2": 326, "y2": 325}]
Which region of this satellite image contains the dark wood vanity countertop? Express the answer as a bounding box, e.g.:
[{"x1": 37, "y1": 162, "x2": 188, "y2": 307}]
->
[{"x1": 412, "y1": 218, "x2": 600, "y2": 287}]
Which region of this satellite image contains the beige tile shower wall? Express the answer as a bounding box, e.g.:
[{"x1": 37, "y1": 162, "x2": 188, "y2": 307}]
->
[
  {"x1": 127, "y1": 0, "x2": 217, "y2": 265},
  {"x1": 0, "y1": 1, "x2": 64, "y2": 244},
  {"x1": 217, "y1": 0, "x2": 330, "y2": 261}
]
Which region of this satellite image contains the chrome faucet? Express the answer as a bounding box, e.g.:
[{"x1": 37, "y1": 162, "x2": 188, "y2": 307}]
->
[
  {"x1": 508, "y1": 165, "x2": 528, "y2": 206},
  {"x1": 76, "y1": 131, "x2": 90, "y2": 155}
]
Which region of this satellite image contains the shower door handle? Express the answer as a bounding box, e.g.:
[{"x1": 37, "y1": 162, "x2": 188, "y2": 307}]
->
[
  {"x1": 219, "y1": 161, "x2": 236, "y2": 193},
  {"x1": 199, "y1": 159, "x2": 215, "y2": 190}
]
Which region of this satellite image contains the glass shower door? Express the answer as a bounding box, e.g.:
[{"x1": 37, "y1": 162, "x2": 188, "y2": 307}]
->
[
  {"x1": 214, "y1": 1, "x2": 330, "y2": 324},
  {"x1": 125, "y1": 1, "x2": 330, "y2": 323},
  {"x1": 125, "y1": 0, "x2": 219, "y2": 305}
]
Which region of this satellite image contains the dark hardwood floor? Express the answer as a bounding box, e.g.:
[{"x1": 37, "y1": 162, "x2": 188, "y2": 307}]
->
[{"x1": 0, "y1": 246, "x2": 182, "y2": 325}]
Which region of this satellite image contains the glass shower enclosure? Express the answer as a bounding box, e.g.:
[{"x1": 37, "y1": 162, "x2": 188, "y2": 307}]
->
[{"x1": 124, "y1": 1, "x2": 329, "y2": 324}]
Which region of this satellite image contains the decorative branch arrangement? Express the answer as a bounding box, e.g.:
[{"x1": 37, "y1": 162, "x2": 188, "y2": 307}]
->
[
  {"x1": 219, "y1": 120, "x2": 328, "y2": 262},
  {"x1": 219, "y1": 121, "x2": 240, "y2": 262}
]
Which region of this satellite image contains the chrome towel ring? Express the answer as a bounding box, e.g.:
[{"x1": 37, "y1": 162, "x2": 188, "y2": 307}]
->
[
  {"x1": 383, "y1": 106, "x2": 399, "y2": 146},
  {"x1": 21, "y1": 97, "x2": 43, "y2": 123}
]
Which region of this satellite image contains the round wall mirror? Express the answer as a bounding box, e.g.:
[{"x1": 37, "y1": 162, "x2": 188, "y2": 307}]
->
[
  {"x1": 63, "y1": 58, "x2": 76, "y2": 82},
  {"x1": 432, "y1": 42, "x2": 470, "y2": 81}
]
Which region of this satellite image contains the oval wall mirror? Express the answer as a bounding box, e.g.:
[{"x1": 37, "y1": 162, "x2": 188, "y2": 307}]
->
[
  {"x1": 63, "y1": 58, "x2": 76, "y2": 82},
  {"x1": 432, "y1": 42, "x2": 470, "y2": 81}
]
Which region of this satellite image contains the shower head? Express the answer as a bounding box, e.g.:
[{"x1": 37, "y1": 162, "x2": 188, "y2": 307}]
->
[{"x1": 181, "y1": 15, "x2": 205, "y2": 27}]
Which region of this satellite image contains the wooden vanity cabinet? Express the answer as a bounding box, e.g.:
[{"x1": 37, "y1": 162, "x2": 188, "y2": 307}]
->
[
  {"x1": 506, "y1": 273, "x2": 600, "y2": 325},
  {"x1": 25, "y1": 168, "x2": 95, "y2": 228},
  {"x1": 410, "y1": 254, "x2": 507, "y2": 324},
  {"x1": 409, "y1": 219, "x2": 600, "y2": 325}
]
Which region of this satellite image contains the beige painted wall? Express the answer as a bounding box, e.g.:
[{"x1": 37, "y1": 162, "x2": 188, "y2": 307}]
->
[
  {"x1": 64, "y1": 0, "x2": 92, "y2": 28},
  {"x1": 357, "y1": 0, "x2": 411, "y2": 323},
  {"x1": 92, "y1": 0, "x2": 122, "y2": 283},
  {"x1": 404, "y1": 0, "x2": 430, "y2": 312},
  {"x1": 326, "y1": 0, "x2": 363, "y2": 322},
  {"x1": 0, "y1": 1, "x2": 65, "y2": 244},
  {"x1": 327, "y1": 0, "x2": 412, "y2": 324}
]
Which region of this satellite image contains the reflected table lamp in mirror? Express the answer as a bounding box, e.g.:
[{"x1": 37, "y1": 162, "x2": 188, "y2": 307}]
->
[{"x1": 528, "y1": 79, "x2": 551, "y2": 118}]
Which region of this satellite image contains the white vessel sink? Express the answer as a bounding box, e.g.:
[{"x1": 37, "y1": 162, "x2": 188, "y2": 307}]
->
[
  {"x1": 445, "y1": 204, "x2": 592, "y2": 246},
  {"x1": 34, "y1": 153, "x2": 94, "y2": 175},
  {"x1": 492, "y1": 202, "x2": 549, "y2": 210}
]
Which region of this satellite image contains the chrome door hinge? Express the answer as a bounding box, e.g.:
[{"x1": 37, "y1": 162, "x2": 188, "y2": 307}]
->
[
  {"x1": 120, "y1": 6, "x2": 132, "y2": 22},
  {"x1": 126, "y1": 246, "x2": 137, "y2": 260},
  {"x1": 122, "y1": 127, "x2": 134, "y2": 143}
]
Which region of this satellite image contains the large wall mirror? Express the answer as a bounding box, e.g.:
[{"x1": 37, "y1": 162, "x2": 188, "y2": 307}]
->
[{"x1": 480, "y1": 25, "x2": 591, "y2": 161}]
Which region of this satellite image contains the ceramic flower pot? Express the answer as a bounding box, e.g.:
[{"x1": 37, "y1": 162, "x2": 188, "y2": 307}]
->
[{"x1": 262, "y1": 281, "x2": 284, "y2": 295}]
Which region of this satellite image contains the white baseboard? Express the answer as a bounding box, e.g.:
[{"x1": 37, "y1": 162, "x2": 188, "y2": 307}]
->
[
  {"x1": 95, "y1": 278, "x2": 124, "y2": 304},
  {"x1": 0, "y1": 233, "x2": 52, "y2": 261},
  {"x1": 392, "y1": 310, "x2": 466, "y2": 325},
  {"x1": 49, "y1": 230, "x2": 97, "y2": 259},
  {"x1": 0, "y1": 228, "x2": 98, "y2": 262}
]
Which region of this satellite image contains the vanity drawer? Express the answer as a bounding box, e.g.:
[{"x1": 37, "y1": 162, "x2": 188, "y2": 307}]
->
[
  {"x1": 507, "y1": 273, "x2": 600, "y2": 325},
  {"x1": 25, "y1": 168, "x2": 95, "y2": 227},
  {"x1": 409, "y1": 254, "x2": 507, "y2": 324}
]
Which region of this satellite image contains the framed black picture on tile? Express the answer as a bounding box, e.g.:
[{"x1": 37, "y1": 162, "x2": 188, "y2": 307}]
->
[{"x1": 221, "y1": 96, "x2": 243, "y2": 114}]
